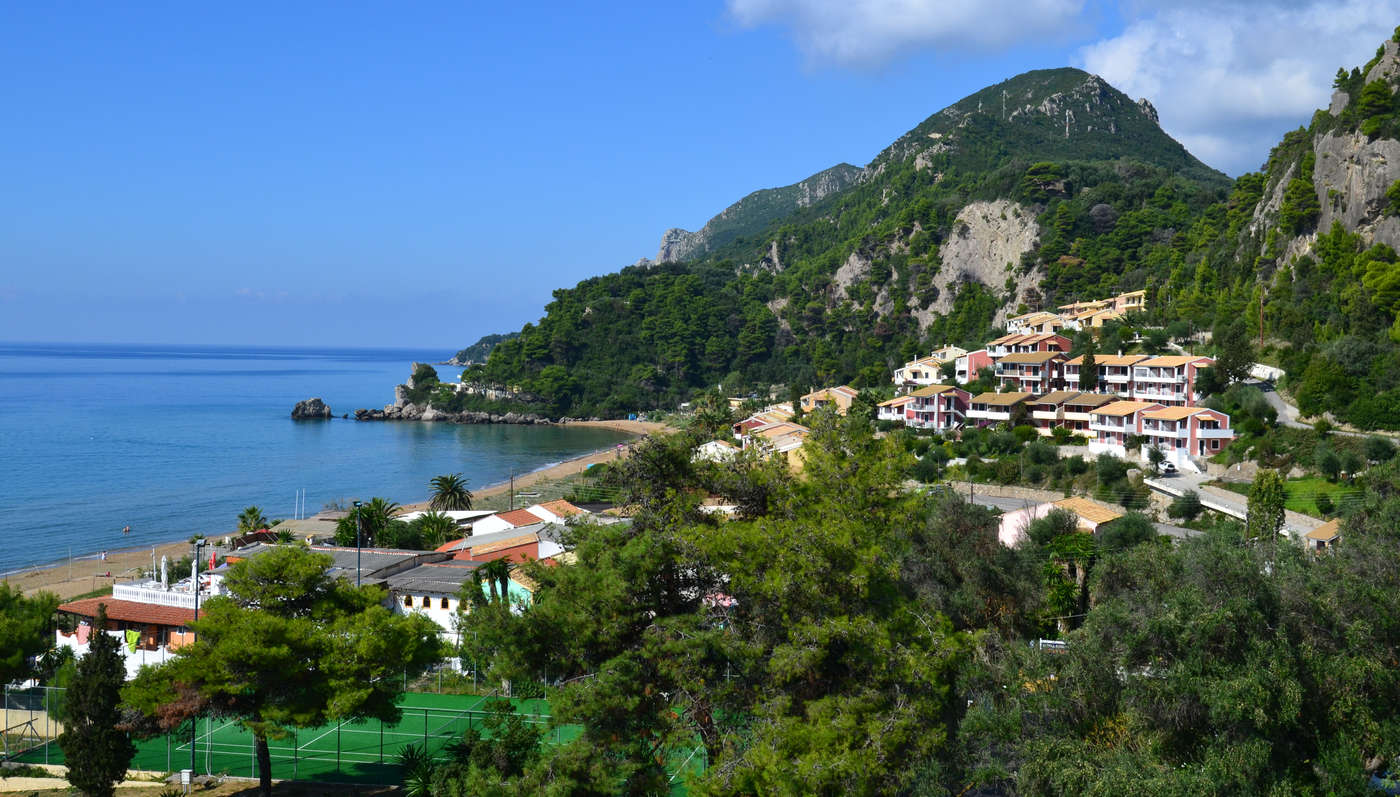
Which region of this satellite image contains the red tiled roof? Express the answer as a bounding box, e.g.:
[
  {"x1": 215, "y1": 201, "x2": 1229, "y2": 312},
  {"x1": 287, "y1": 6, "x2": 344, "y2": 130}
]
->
[
  {"x1": 494, "y1": 509, "x2": 544, "y2": 527},
  {"x1": 58, "y1": 597, "x2": 201, "y2": 628}
]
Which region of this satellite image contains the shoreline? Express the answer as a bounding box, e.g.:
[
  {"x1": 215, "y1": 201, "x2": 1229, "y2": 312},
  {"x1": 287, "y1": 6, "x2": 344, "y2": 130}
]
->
[
  {"x1": 398, "y1": 419, "x2": 668, "y2": 511},
  {"x1": 3, "y1": 418, "x2": 670, "y2": 600}
]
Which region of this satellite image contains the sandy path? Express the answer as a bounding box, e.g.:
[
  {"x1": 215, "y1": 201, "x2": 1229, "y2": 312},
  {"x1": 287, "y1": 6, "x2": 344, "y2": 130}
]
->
[{"x1": 6, "y1": 419, "x2": 672, "y2": 599}]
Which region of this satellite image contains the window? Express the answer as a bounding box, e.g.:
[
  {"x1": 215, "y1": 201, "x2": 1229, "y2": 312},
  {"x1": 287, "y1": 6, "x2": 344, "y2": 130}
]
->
[
  {"x1": 1211, "y1": 440, "x2": 1220, "y2": 450},
  {"x1": 421, "y1": 596, "x2": 431, "y2": 608},
  {"x1": 441, "y1": 597, "x2": 450, "y2": 609},
  {"x1": 403, "y1": 596, "x2": 412, "y2": 607}
]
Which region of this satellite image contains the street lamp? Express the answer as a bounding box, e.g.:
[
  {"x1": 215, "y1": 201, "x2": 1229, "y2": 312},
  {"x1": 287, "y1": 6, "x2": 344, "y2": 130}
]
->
[
  {"x1": 190, "y1": 537, "x2": 205, "y2": 775},
  {"x1": 353, "y1": 500, "x2": 363, "y2": 587}
]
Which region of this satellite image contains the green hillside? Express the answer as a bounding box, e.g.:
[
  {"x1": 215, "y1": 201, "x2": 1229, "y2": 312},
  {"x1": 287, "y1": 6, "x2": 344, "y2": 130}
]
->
[
  {"x1": 459, "y1": 67, "x2": 1229, "y2": 416},
  {"x1": 460, "y1": 50, "x2": 1400, "y2": 428}
]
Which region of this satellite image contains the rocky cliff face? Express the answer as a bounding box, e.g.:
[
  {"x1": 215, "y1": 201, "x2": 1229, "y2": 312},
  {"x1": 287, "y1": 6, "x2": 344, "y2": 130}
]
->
[
  {"x1": 1313, "y1": 129, "x2": 1400, "y2": 251},
  {"x1": 935, "y1": 200, "x2": 1043, "y2": 326},
  {"x1": 1256, "y1": 39, "x2": 1400, "y2": 261}
]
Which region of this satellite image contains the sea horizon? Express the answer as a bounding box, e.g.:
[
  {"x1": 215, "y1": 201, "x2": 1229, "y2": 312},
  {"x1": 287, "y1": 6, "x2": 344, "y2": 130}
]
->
[{"x1": 0, "y1": 342, "x2": 632, "y2": 574}]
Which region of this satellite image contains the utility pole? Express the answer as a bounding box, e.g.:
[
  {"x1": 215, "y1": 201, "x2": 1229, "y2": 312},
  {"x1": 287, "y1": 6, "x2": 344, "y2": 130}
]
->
[
  {"x1": 353, "y1": 500, "x2": 364, "y2": 587},
  {"x1": 191, "y1": 537, "x2": 205, "y2": 775},
  {"x1": 1258, "y1": 286, "x2": 1265, "y2": 348}
]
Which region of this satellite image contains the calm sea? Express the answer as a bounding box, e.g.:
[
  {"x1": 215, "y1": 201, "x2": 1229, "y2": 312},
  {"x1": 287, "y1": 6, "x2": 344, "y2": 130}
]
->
[{"x1": 0, "y1": 343, "x2": 633, "y2": 574}]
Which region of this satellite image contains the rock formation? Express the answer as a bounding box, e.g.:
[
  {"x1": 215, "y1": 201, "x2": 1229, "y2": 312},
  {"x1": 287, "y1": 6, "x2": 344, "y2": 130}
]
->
[{"x1": 290, "y1": 397, "x2": 332, "y2": 420}]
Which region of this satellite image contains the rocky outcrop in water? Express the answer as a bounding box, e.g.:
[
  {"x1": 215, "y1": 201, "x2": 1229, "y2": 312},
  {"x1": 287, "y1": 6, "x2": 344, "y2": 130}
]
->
[
  {"x1": 353, "y1": 404, "x2": 551, "y2": 424},
  {"x1": 291, "y1": 397, "x2": 332, "y2": 420}
]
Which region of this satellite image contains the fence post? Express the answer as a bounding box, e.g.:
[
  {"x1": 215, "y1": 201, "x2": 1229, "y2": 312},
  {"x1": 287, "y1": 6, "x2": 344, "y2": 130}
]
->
[
  {"x1": 423, "y1": 708, "x2": 428, "y2": 750},
  {"x1": 336, "y1": 720, "x2": 341, "y2": 774}
]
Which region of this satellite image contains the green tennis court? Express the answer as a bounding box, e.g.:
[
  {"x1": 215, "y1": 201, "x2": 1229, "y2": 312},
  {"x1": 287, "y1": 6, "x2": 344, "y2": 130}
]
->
[
  {"x1": 15, "y1": 690, "x2": 705, "y2": 791},
  {"x1": 17, "y1": 692, "x2": 569, "y2": 785}
]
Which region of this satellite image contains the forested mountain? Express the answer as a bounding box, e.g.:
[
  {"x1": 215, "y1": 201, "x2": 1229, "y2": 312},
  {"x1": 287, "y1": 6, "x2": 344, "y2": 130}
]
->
[
  {"x1": 464, "y1": 37, "x2": 1400, "y2": 427},
  {"x1": 447, "y1": 332, "x2": 518, "y2": 366}
]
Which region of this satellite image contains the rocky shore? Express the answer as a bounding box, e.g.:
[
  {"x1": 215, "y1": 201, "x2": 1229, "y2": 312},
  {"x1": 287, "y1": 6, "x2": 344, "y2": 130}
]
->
[{"x1": 353, "y1": 403, "x2": 554, "y2": 424}]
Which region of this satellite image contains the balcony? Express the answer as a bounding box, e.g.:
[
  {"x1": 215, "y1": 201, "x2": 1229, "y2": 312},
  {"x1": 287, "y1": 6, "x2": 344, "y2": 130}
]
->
[
  {"x1": 1132, "y1": 369, "x2": 1181, "y2": 383},
  {"x1": 968, "y1": 408, "x2": 1011, "y2": 422},
  {"x1": 1196, "y1": 427, "x2": 1234, "y2": 438},
  {"x1": 112, "y1": 582, "x2": 221, "y2": 607}
]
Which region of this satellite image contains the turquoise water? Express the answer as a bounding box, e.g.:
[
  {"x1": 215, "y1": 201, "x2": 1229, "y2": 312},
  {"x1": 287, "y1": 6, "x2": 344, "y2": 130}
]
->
[{"x1": 0, "y1": 343, "x2": 633, "y2": 574}]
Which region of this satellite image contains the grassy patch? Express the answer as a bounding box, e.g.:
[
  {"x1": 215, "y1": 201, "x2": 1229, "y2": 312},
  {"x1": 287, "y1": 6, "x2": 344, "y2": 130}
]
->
[{"x1": 1209, "y1": 478, "x2": 1362, "y2": 517}]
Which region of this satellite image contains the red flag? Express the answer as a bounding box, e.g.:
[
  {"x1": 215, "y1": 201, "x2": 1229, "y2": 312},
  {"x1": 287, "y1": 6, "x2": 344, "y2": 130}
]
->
[{"x1": 209, "y1": 549, "x2": 217, "y2": 570}]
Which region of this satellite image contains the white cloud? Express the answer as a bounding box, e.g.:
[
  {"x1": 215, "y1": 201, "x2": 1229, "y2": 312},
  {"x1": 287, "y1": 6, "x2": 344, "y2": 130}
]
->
[
  {"x1": 726, "y1": 0, "x2": 1086, "y2": 65},
  {"x1": 1078, "y1": 1, "x2": 1400, "y2": 174}
]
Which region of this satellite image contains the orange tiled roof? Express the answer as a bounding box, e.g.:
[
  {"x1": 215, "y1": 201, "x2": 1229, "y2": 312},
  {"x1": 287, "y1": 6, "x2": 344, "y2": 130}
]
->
[
  {"x1": 536, "y1": 499, "x2": 585, "y2": 518},
  {"x1": 58, "y1": 597, "x2": 201, "y2": 628},
  {"x1": 494, "y1": 509, "x2": 544, "y2": 527}
]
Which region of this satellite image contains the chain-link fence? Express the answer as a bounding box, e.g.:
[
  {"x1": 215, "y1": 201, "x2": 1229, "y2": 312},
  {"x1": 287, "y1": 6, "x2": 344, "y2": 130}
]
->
[{"x1": 2, "y1": 684, "x2": 64, "y2": 762}]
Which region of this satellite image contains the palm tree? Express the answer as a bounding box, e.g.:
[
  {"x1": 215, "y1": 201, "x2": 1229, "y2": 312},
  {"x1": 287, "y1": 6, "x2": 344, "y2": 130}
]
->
[
  {"x1": 428, "y1": 473, "x2": 474, "y2": 511},
  {"x1": 237, "y1": 506, "x2": 268, "y2": 533},
  {"x1": 413, "y1": 511, "x2": 460, "y2": 551},
  {"x1": 473, "y1": 558, "x2": 513, "y2": 604},
  {"x1": 334, "y1": 497, "x2": 402, "y2": 547}
]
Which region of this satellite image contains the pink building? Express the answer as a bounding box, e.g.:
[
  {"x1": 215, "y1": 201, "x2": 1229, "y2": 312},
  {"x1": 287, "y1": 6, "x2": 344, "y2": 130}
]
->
[
  {"x1": 905, "y1": 384, "x2": 970, "y2": 431},
  {"x1": 1028, "y1": 391, "x2": 1096, "y2": 435},
  {"x1": 1061, "y1": 354, "x2": 1147, "y2": 399},
  {"x1": 955, "y1": 349, "x2": 993, "y2": 384},
  {"x1": 1087, "y1": 400, "x2": 1163, "y2": 458},
  {"x1": 995, "y1": 351, "x2": 1064, "y2": 394},
  {"x1": 876, "y1": 395, "x2": 915, "y2": 424},
  {"x1": 1139, "y1": 405, "x2": 1234, "y2": 467},
  {"x1": 1130, "y1": 356, "x2": 1214, "y2": 407},
  {"x1": 986, "y1": 332, "x2": 1073, "y2": 360}
]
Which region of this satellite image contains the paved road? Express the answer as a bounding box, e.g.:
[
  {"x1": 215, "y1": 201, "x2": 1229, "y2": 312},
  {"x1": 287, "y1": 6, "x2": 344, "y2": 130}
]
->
[
  {"x1": 1253, "y1": 381, "x2": 1309, "y2": 430},
  {"x1": 1250, "y1": 379, "x2": 1393, "y2": 439},
  {"x1": 966, "y1": 493, "x2": 1201, "y2": 540},
  {"x1": 1143, "y1": 470, "x2": 1325, "y2": 538}
]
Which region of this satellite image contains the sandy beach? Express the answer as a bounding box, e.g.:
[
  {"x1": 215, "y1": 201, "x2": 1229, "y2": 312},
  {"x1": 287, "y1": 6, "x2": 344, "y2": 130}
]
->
[
  {"x1": 4, "y1": 419, "x2": 670, "y2": 601},
  {"x1": 397, "y1": 418, "x2": 669, "y2": 511}
]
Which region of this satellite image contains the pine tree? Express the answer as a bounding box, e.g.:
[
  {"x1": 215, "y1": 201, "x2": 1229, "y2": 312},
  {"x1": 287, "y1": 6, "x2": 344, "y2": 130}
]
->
[{"x1": 59, "y1": 604, "x2": 136, "y2": 797}]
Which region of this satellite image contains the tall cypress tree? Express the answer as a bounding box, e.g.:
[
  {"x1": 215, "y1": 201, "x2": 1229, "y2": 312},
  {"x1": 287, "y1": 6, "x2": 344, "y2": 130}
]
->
[
  {"x1": 59, "y1": 604, "x2": 135, "y2": 797},
  {"x1": 1080, "y1": 337, "x2": 1100, "y2": 392}
]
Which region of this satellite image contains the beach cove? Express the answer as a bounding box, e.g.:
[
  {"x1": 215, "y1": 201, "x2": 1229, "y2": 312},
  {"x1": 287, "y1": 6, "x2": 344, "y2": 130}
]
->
[
  {"x1": 2, "y1": 418, "x2": 664, "y2": 600},
  {"x1": 0, "y1": 343, "x2": 651, "y2": 581}
]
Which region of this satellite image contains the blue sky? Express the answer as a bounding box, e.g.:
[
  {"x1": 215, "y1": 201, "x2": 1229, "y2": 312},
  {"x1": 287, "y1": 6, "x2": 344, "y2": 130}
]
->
[{"x1": 3, "y1": 1, "x2": 1397, "y2": 349}]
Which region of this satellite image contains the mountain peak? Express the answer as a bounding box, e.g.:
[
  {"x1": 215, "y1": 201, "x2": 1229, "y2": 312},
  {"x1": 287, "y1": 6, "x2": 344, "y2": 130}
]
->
[{"x1": 874, "y1": 67, "x2": 1203, "y2": 175}]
